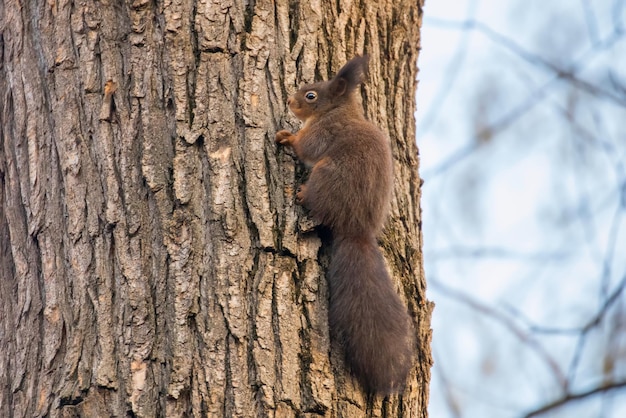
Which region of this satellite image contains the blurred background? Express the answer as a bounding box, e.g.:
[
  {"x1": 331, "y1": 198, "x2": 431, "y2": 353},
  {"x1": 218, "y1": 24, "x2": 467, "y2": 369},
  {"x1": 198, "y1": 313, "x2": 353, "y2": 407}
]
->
[{"x1": 417, "y1": 0, "x2": 626, "y2": 417}]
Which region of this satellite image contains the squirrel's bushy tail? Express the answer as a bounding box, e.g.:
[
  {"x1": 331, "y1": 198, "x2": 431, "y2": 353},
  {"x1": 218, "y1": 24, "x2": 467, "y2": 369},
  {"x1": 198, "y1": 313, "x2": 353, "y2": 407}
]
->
[{"x1": 328, "y1": 235, "x2": 414, "y2": 394}]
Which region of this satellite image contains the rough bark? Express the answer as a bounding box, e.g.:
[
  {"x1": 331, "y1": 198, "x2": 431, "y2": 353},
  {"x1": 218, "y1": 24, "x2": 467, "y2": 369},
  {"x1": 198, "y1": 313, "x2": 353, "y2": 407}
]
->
[{"x1": 0, "y1": 0, "x2": 431, "y2": 417}]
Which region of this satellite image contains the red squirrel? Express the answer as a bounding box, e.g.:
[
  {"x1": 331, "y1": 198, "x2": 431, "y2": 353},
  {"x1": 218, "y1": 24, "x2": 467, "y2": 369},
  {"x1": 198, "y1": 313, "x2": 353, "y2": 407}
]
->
[{"x1": 276, "y1": 56, "x2": 414, "y2": 394}]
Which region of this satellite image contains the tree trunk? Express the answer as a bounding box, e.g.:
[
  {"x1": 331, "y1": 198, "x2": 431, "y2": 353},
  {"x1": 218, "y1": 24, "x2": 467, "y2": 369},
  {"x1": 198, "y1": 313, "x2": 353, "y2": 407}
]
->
[{"x1": 0, "y1": 0, "x2": 431, "y2": 417}]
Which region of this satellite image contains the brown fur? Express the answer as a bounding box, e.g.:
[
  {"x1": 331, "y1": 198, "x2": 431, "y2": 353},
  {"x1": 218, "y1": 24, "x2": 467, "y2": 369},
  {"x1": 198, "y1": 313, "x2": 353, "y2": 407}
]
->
[{"x1": 276, "y1": 56, "x2": 414, "y2": 394}]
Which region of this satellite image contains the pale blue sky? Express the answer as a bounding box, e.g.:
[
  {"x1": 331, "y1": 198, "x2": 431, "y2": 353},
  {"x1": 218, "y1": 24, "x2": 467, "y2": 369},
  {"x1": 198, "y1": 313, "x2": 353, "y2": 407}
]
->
[{"x1": 417, "y1": 1, "x2": 626, "y2": 417}]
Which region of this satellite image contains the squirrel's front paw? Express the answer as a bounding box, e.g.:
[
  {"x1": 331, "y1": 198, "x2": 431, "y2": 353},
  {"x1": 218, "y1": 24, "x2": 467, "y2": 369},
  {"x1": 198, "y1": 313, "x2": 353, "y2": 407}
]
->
[{"x1": 275, "y1": 130, "x2": 294, "y2": 145}]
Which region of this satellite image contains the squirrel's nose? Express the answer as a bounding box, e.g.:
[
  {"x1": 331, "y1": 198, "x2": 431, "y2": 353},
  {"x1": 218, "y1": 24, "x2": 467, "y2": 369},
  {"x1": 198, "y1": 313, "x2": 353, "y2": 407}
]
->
[{"x1": 287, "y1": 97, "x2": 293, "y2": 105}]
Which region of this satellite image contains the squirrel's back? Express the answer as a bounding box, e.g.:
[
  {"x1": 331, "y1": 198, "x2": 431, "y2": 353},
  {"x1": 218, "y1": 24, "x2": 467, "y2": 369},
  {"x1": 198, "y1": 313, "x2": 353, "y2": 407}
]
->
[{"x1": 303, "y1": 109, "x2": 393, "y2": 237}]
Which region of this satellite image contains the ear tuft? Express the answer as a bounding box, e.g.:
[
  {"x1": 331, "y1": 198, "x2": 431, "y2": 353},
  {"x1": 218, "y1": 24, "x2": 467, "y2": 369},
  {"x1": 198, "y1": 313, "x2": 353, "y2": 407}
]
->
[{"x1": 329, "y1": 55, "x2": 369, "y2": 97}]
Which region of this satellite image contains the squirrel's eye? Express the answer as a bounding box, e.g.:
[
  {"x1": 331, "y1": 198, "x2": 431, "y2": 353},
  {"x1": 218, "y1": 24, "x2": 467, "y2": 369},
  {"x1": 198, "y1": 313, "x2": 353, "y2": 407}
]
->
[{"x1": 305, "y1": 91, "x2": 317, "y2": 101}]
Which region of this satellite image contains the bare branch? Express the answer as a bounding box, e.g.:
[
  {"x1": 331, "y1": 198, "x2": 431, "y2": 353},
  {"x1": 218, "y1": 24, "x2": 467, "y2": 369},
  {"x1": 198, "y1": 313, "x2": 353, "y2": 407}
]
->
[
  {"x1": 524, "y1": 381, "x2": 626, "y2": 418},
  {"x1": 426, "y1": 17, "x2": 626, "y2": 106},
  {"x1": 506, "y1": 273, "x2": 626, "y2": 335}
]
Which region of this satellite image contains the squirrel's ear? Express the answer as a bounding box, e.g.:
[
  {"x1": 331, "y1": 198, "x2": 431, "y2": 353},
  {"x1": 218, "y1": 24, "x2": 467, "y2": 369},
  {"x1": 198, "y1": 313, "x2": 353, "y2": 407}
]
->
[
  {"x1": 329, "y1": 55, "x2": 369, "y2": 97},
  {"x1": 330, "y1": 77, "x2": 348, "y2": 97}
]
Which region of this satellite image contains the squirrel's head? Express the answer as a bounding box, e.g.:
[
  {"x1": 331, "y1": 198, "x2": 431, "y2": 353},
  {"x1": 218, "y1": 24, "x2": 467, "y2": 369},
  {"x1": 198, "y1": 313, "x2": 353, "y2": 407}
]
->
[{"x1": 287, "y1": 55, "x2": 369, "y2": 122}]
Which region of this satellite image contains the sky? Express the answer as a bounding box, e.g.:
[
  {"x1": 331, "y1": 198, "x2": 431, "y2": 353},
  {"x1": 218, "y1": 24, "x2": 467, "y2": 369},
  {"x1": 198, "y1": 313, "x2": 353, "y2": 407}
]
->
[{"x1": 417, "y1": 1, "x2": 626, "y2": 417}]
